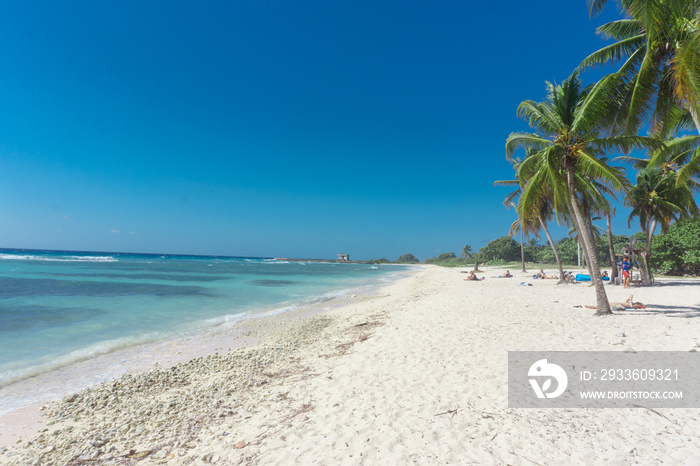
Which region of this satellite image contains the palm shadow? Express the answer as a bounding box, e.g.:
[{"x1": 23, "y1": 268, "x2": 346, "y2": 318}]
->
[{"x1": 622, "y1": 303, "x2": 700, "y2": 318}]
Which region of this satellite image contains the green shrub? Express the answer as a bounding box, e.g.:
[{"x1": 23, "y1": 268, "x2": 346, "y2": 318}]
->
[
  {"x1": 397, "y1": 253, "x2": 420, "y2": 264},
  {"x1": 424, "y1": 253, "x2": 465, "y2": 267},
  {"x1": 651, "y1": 218, "x2": 700, "y2": 275}
]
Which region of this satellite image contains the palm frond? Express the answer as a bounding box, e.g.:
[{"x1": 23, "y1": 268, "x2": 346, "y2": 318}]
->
[
  {"x1": 505, "y1": 133, "x2": 551, "y2": 160},
  {"x1": 676, "y1": 145, "x2": 700, "y2": 187},
  {"x1": 614, "y1": 155, "x2": 651, "y2": 169},
  {"x1": 589, "y1": 135, "x2": 664, "y2": 154},
  {"x1": 623, "y1": 50, "x2": 661, "y2": 134},
  {"x1": 650, "y1": 134, "x2": 700, "y2": 167},
  {"x1": 671, "y1": 31, "x2": 700, "y2": 121},
  {"x1": 596, "y1": 19, "x2": 645, "y2": 40},
  {"x1": 579, "y1": 35, "x2": 646, "y2": 71},
  {"x1": 515, "y1": 100, "x2": 562, "y2": 136},
  {"x1": 577, "y1": 150, "x2": 631, "y2": 194}
]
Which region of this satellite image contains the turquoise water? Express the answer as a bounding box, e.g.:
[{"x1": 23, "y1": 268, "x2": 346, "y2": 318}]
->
[{"x1": 0, "y1": 249, "x2": 410, "y2": 415}]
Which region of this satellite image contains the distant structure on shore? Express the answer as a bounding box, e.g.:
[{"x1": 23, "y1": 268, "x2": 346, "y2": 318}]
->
[{"x1": 337, "y1": 253, "x2": 350, "y2": 262}]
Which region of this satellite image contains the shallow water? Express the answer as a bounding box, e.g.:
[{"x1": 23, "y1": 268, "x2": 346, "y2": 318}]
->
[{"x1": 0, "y1": 249, "x2": 409, "y2": 416}]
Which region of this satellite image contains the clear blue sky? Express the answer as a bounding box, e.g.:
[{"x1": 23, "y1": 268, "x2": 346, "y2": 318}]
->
[{"x1": 0, "y1": 1, "x2": 637, "y2": 260}]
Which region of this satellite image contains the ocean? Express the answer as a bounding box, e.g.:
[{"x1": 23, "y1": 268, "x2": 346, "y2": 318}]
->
[{"x1": 0, "y1": 249, "x2": 411, "y2": 417}]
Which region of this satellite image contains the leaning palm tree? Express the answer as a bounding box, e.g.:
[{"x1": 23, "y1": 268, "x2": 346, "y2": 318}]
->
[
  {"x1": 497, "y1": 156, "x2": 574, "y2": 284},
  {"x1": 581, "y1": 0, "x2": 700, "y2": 134},
  {"x1": 507, "y1": 72, "x2": 660, "y2": 315}
]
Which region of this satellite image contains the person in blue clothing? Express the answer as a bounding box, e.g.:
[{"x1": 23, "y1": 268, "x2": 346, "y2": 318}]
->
[{"x1": 622, "y1": 256, "x2": 631, "y2": 288}]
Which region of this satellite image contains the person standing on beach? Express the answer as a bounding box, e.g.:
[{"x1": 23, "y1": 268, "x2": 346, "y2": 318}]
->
[{"x1": 622, "y1": 256, "x2": 631, "y2": 289}]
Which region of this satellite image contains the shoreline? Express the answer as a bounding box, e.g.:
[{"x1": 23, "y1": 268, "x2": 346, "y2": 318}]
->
[
  {"x1": 3, "y1": 265, "x2": 700, "y2": 464},
  {"x1": 0, "y1": 266, "x2": 417, "y2": 449}
]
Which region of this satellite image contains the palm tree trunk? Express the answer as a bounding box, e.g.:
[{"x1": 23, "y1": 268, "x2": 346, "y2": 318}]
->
[
  {"x1": 520, "y1": 226, "x2": 526, "y2": 272},
  {"x1": 641, "y1": 218, "x2": 657, "y2": 285},
  {"x1": 567, "y1": 201, "x2": 594, "y2": 276},
  {"x1": 605, "y1": 211, "x2": 618, "y2": 281},
  {"x1": 538, "y1": 213, "x2": 566, "y2": 284},
  {"x1": 566, "y1": 166, "x2": 611, "y2": 315}
]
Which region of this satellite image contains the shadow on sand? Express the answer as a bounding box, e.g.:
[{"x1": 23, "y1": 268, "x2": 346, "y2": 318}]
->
[
  {"x1": 623, "y1": 304, "x2": 700, "y2": 319},
  {"x1": 616, "y1": 279, "x2": 700, "y2": 318}
]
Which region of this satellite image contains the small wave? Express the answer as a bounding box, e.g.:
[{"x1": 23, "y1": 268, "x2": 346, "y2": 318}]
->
[
  {"x1": 0, "y1": 254, "x2": 118, "y2": 263},
  {"x1": 0, "y1": 333, "x2": 160, "y2": 389}
]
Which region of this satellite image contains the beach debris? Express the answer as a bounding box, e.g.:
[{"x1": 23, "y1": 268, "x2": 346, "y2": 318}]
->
[
  {"x1": 434, "y1": 406, "x2": 459, "y2": 418},
  {"x1": 234, "y1": 441, "x2": 248, "y2": 449},
  {"x1": 615, "y1": 332, "x2": 626, "y2": 337},
  {"x1": 126, "y1": 449, "x2": 152, "y2": 459}
]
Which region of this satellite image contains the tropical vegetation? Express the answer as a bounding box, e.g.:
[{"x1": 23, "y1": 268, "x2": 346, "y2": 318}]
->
[{"x1": 497, "y1": 0, "x2": 700, "y2": 315}]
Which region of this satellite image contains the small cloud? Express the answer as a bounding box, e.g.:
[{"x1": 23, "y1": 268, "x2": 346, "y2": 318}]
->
[
  {"x1": 110, "y1": 229, "x2": 121, "y2": 234},
  {"x1": 128, "y1": 231, "x2": 136, "y2": 235}
]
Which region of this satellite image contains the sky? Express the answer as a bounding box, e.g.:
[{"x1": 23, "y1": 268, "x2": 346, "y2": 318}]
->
[{"x1": 0, "y1": 0, "x2": 639, "y2": 260}]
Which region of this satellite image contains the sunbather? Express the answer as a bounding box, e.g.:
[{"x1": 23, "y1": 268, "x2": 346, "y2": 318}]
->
[
  {"x1": 491, "y1": 270, "x2": 512, "y2": 278},
  {"x1": 464, "y1": 271, "x2": 482, "y2": 281},
  {"x1": 584, "y1": 295, "x2": 646, "y2": 310}
]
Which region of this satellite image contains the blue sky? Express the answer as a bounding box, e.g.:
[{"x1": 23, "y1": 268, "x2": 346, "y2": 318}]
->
[{"x1": 0, "y1": 1, "x2": 637, "y2": 260}]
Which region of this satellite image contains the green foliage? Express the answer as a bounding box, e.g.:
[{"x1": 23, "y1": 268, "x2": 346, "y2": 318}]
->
[
  {"x1": 478, "y1": 236, "x2": 522, "y2": 262},
  {"x1": 533, "y1": 234, "x2": 633, "y2": 266},
  {"x1": 482, "y1": 258, "x2": 512, "y2": 266},
  {"x1": 396, "y1": 253, "x2": 419, "y2": 264},
  {"x1": 424, "y1": 252, "x2": 464, "y2": 267},
  {"x1": 364, "y1": 258, "x2": 391, "y2": 264},
  {"x1": 650, "y1": 217, "x2": 700, "y2": 275}
]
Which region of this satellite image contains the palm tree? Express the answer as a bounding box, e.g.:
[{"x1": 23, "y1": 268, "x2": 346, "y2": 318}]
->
[
  {"x1": 581, "y1": 0, "x2": 700, "y2": 134},
  {"x1": 497, "y1": 158, "x2": 574, "y2": 285},
  {"x1": 527, "y1": 238, "x2": 541, "y2": 252},
  {"x1": 625, "y1": 165, "x2": 699, "y2": 283},
  {"x1": 460, "y1": 244, "x2": 472, "y2": 267},
  {"x1": 507, "y1": 72, "x2": 660, "y2": 315}
]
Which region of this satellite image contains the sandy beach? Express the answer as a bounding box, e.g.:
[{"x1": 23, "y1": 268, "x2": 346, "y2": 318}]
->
[{"x1": 2, "y1": 265, "x2": 700, "y2": 465}]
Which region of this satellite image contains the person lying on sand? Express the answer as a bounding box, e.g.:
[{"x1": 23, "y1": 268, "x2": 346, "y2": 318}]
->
[
  {"x1": 584, "y1": 295, "x2": 646, "y2": 310},
  {"x1": 464, "y1": 271, "x2": 483, "y2": 281},
  {"x1": 535, "y1": 269, "x2": 558, "y2": 279},
  {"x1": 491, "y1": 270, "x2": 512, "y2": 278}
]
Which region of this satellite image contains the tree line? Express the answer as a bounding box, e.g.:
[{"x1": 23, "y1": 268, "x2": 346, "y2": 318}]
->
[{"x1": 390, "y1": 215, "x2": 698, "y2": 275}]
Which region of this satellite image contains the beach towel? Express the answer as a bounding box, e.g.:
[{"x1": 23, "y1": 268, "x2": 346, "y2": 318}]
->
[{"x1": 576, "y1": 274, "x2": 610, "y2": 282}]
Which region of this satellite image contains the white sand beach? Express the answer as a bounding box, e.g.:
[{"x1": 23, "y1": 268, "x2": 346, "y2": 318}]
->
[{"x1": 2, "y1": 265, "x2": 700, "y2": 465}]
